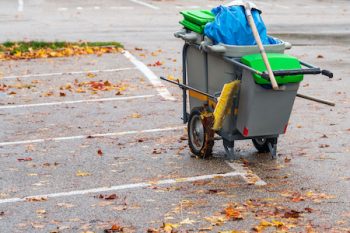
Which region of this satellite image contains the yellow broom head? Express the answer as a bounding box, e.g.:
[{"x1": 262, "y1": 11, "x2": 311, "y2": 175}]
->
[{"x1": 212, "y1": 80, "x2": 240, "y2": 131}]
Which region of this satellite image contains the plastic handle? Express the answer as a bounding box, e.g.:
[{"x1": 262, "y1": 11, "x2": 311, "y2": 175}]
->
[
  {"x1": 284, "y1": 42, "x2": 292, "y2": 50},
  {"x1": 206, "y1": 45, "x2": 226, "y2": 53},
  {"x1": 321, "y1": 70, "x2": 333, "y2": 78},
  {"x1": 174, "y1": 30, "x2": 186, "y2": 38},
  {"x1": 180, "y1": 33, "x2": 197, "y2": 42}
]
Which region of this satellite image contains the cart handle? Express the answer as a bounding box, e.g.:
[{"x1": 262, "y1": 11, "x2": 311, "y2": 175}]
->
[
  {"x1": 261, "y1": 68, "x2": 333, "y2": 80},
  {"x1": 224, "y1": 57, "x2": 333, "y2": 80},
  {"x1": 160, "y1": 76, "x2": 217, "y2": 101},
  {"x1": 174, "y1": 30, "x2": 198, "y2": 43}
]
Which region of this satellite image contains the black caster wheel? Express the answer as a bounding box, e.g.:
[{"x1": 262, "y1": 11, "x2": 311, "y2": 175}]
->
[{"x1": 252, "y1": 137, "x2": 278, "y2": 159}]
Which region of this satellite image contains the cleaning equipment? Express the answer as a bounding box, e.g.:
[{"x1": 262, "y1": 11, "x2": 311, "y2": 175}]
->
[
  {"x1": 161, "y1": 1, "x2": 334, "y2": 160},
  {"x1": 212, "y1": 80, "x2": 240, "y2": 131}
]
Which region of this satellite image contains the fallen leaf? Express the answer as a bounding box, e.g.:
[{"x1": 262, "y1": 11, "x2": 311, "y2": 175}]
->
[
  {"x1": 76, "y1": 170, "x2": 91, "y2": 177},
  {"x1": 224, "y1": 205, "x2": 243, "y2": 220},
  {"x1": 86, "y1": 72, "x2": 96, "y2": 78},
  {"x1": 162, "y1": 223, "x2": 179, "y2": 233},
  {"x1": 36, "y1": 209, "x2": 47, "y2": 215},
  {"x1": 97, "y1": 149, "x2": 103, "y2": 156},
  {"x1": 131, "y1": 113, "x2": 141, "y2": 118},
  {"x1": 26, "y1": 196, "x2": 48, "y2": 202},
  {"x1": 96, "y1": 194, "x2": 118, "y2": 200},
  {"x1": 59, "y1": 92, "x2": 66, "y2": 97},
  {"x1": 104, "y1": 224, "x2": 124, "y2": 233},
  {"x1": 17, "y1": 157, "x2": 32, "y2": 162},
  {"x1": 283, "y1": 210, "x2": 301, "y2": 218}
]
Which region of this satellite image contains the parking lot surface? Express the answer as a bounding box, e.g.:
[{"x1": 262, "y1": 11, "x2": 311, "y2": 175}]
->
[{"x1": 0, "y1": 0, "x2": 349, "y2": 232}]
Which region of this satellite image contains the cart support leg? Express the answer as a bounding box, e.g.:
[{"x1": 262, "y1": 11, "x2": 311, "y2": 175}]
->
[
  {"x1": 223, "y1": 140, "x2": 236, "y2": 161},
  {"x1": 267, "y1": 138, "x2": 278, "y2": 159},
  {"x1": 182, "y1": 43, "x2": 189, "y2": 124}
]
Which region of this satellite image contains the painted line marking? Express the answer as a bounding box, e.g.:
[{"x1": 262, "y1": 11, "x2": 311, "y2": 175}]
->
[
  {"x1": 188, "y1": 5, "x2": 200, "y2": 9},
  {"x1": 0, "y1": 94, "x2": 156, "y2": 110},
  {"x1": 123, "y1": 51, "x2": 175, "y2": 101},
  {"x1": 110, "y1": 6, "x2": 134, "y2": 10},
  {"x1": 128, "y1": 0, "x2": 159, "y2": 10},
  {"x1": 57, "y1": 7, "x2": 68, "y2": 11},
  {"x1": 2, "y1": 67, "x2": 136, "y2": 80},
  {"x1": 225, "y1": 161, "x2": 267, "y2": 186},
  {"x1": 76, "y1": 6, "x2": 83, "y2": 10},
  {"x1": 0, "y1": 126, "x2": 185, "y2": 147},
  {"x1": 17, "y1": 0, "x2": 24, "y2": 12},
  {"x1": 93, "y1": 6, "x2": 100, "y2": 10},
  {"x1": 0, "y1": 171, "x2": 244, "y2": 204}
]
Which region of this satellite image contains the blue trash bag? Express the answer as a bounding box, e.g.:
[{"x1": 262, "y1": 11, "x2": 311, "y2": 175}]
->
[{"x1": 204, "y1": 5, "x2": 280, "y2": 45}]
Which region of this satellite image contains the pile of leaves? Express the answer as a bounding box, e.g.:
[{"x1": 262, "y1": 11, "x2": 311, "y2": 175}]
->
[{"x1": 0, "y1": 41, "x2": 123, "y2": 60}]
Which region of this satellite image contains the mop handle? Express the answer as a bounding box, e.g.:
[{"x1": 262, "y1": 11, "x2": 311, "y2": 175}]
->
[{"x1": 244, "y1": 2, "x2": 279, "y2": 90}]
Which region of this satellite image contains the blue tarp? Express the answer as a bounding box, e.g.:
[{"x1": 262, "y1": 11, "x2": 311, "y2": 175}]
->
[{"x1": 204, "y1": 5, "x2": 280, "y2": 46}]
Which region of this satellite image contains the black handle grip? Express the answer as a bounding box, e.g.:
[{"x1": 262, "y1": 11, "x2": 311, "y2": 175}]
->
[
  {"x1": 261, "y1": 68, "x2": 321, "y2": 80},
  {"x1": 321, "y1": 70, "x2": 333, "y2": 78}
]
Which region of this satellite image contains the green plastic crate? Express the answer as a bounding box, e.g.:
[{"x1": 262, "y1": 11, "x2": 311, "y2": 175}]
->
[
  {"x1": 180, "y1": 10, "x2": 214, "y2": 26},
  {"x1": 241, "y1": 53, "x2": 304, "y2": 85},
  {"x1": 179, "y1": 20, "x2": 205, "y2": 34}
]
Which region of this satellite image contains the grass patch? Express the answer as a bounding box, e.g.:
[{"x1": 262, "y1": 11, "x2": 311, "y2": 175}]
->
[{"x1": 0, "y1": 41, "x2": 123, "y2": 55}]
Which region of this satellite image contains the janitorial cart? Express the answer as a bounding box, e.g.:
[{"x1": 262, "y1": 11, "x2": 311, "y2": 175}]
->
[{"x1": 160, "y1": 2, "x2": 333, "y2": 159}]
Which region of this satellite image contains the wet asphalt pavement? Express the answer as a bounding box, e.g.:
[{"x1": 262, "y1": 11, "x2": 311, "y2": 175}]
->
[{"x1": 0, "y1": 0, "x2": 349, "y2": 232}]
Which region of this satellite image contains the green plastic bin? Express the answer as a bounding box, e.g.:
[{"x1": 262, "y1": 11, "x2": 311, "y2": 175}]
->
[{"x1": 241, "y1": 53, "x2": 304, "y2": 85}]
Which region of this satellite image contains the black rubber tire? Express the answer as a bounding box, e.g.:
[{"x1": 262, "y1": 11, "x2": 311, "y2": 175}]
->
[
  {"x1": 252, "y1": 137, "x2": 278, "y2": 153},
  {"x1": 188, "y1": 108, "x2": 214, "y2": 158}
]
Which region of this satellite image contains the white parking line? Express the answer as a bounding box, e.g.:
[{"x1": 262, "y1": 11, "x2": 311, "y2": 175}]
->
[
  {"x1": 0, "y1": 171, "x2": 243, "y2": 204},
  {"x1": 128, "y1": 0, "x2": 159, "y2": 10},
  {"x1": 17, "y1": 0, "x2": 24, "y2": 12},
  {"x1": 2, "y1": 67, "x2": 136, "y2": 80},
  {"x1": 0, "y1": 126, "x2": 184, "y2": 147},
  {"x1": 123, "y1": 51, "x2": 175, "y2": 101},
  {"x1": 225, "y1": 161, "x2": 267, "y2": 186},
  {"x1": 57, "y1": 7, "x2": 68, "y2": 11},
  {"x1": 93, "y1": 6, "x2": 100, "y2": 10},
  {"x1": 76, "y1": 6, "x2": 83, "y2": 10},
  {"x1": 0, "y1": 94, "x2": 156, "y2": 110},
  {"x1": 110, "y1": 6, "x2": 134, "y2": 10}
]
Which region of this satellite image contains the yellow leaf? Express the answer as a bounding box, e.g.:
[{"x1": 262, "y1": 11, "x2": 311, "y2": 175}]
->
[
  {"x1": 131, "y1": 113, "x2": 141, "y2": 118},
  {"x1": 162, "y1": 223, "x2": 179, "y2": 233},
  {"x1": 36, "y1": 209, "x2": 47, "y2": 214},
  {"x1": 86, "y1": 72, "x2": 96, "y2": 78},
  {"x1": 76, "y1": 170, "x2": 91, "y2": 177},
  {"x1": 76, "y1": 87, "x2": 86, "y2": 93},
  {"x1": 86, "y1": 47, "x2": 94, "y2": 54}
]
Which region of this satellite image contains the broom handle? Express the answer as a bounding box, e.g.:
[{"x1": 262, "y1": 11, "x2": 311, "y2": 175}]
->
[{"x1": 244, "y1": 3, "x2": 279, "y2": 90}]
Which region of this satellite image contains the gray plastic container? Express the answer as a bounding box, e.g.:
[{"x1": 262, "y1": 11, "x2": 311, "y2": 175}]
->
[{"x1": 236, "y1": 70, "x2": 299, "y2": 137}]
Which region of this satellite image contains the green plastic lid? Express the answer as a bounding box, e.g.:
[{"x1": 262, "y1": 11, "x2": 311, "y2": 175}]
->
[
  {"x1": 179, "y1": 20, "x2": 205, "y2": 34},
  {"x1": 241, "y1": 53, "x2": 304, "y2": 85},
  {"x1": 180, "y1": 10, "x2": 214, "y2": 26}
]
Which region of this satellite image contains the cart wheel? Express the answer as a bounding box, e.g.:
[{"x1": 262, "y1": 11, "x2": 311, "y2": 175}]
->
[
  {"x1": 188, "y1": 107, "x2": 214, "y2": 158},
  {"x1": 252, "y1": 137, "x2": 278, "y2": 158}
]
